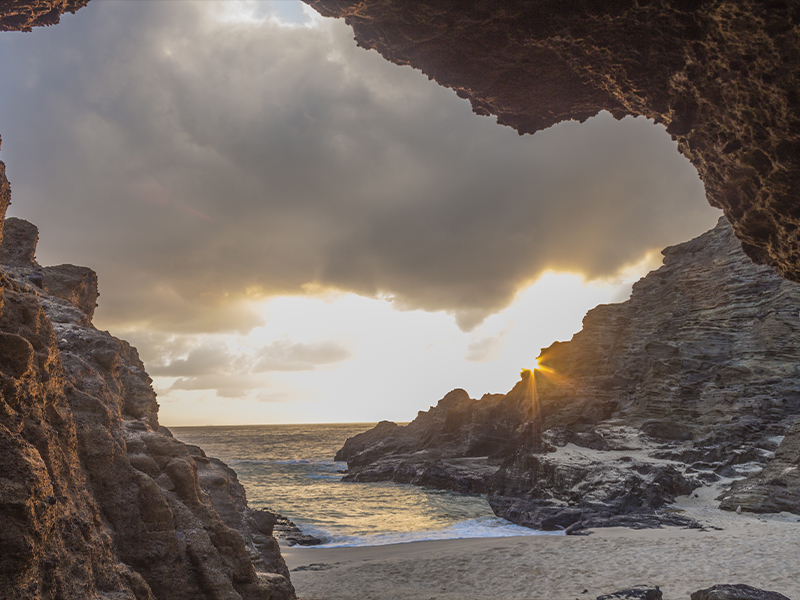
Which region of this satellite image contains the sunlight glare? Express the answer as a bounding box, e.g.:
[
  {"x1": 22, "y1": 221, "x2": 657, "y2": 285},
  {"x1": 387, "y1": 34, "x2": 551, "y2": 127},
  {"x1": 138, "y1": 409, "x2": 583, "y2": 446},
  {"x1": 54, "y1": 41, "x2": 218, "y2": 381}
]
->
[{"x1": 152, "y1": 262, "x2": 658, "y2": 425}]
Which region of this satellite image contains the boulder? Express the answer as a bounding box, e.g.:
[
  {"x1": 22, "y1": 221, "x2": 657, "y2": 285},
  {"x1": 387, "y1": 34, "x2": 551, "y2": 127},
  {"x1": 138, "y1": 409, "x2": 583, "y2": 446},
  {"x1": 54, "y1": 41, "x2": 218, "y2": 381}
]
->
[
  {"x1": 597, "y1": 586, "x2": 663, "y2": 600},
  {"x1": 691, "y1": 584, "x2": 792, "y2": 600}
]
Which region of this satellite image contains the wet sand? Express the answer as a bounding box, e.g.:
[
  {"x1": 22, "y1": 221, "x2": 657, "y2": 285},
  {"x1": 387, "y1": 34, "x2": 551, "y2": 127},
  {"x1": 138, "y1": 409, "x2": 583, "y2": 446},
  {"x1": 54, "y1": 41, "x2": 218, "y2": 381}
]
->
[{"x1": 282, "y1": 490, "x2": 800, "y2": 600}]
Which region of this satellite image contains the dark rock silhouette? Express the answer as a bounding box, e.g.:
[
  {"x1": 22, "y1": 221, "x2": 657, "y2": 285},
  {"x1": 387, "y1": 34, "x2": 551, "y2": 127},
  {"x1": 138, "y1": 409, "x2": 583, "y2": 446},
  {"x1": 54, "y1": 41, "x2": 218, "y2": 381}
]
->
[
  {"x1": 597, "y1": 586, "x2": 663, "y2": 600},
  {"x1": 691, "y1": 584, "x2": 792, "y2": 600}
]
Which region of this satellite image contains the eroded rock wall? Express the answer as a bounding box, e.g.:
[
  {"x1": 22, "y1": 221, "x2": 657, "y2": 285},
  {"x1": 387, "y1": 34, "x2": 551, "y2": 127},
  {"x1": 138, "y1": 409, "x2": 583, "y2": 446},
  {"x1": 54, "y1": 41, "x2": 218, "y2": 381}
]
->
[
  {"x1": 305, "y1": 0, "x2": 800, "y2": 285},
  {"x1": 0, "y1": 215, "x2": 295, "y2": 599},
  {"x1": 337, "y1": 218, "x2": 800, "y2": 532}
]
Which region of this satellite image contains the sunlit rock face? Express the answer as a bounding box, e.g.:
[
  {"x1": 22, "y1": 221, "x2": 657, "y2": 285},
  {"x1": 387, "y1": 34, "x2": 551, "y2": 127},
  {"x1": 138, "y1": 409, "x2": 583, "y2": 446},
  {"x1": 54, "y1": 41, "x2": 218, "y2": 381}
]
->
[
  {"x1": 337, "y1": 218, "x2": 800, "y2": 532},
  {"x1": 305, "y1": 0, "x2": 800, "y2": 283},
  {"x1": 0, "y1": 217, "x2": 295, "y2": 599},
  {"x1": 0, "y1": 0, "x2": 88, "y2": 31}
]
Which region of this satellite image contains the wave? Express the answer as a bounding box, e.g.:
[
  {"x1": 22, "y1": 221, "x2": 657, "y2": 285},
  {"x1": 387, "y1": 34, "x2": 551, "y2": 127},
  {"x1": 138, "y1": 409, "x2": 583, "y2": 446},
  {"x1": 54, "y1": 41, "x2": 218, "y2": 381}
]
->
[{"x1": 304, "y1": 516, "x2": 564, "y2": 548}]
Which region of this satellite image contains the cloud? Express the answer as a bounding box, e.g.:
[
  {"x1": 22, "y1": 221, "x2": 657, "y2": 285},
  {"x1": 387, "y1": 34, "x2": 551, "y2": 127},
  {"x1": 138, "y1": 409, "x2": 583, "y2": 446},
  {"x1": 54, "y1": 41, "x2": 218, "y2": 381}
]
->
[
  {"x1": 465, "y1": 327, "x2": 511, "y2": 362},
  {"x1": 0, "y1": 0, "x2": 721, "y2": 335},
  {"x1": 149, "y1": 343, "x2": 233, "y2": 376},
  {"x1": 253, "y1": 339, "x2": 351, "y2": 372},
  {"x1": 170, "y1": 374, "x2": 265, "y2": 398},
  {"x1": 140, "y1": 331, "x2": 351, "y2": 398}
]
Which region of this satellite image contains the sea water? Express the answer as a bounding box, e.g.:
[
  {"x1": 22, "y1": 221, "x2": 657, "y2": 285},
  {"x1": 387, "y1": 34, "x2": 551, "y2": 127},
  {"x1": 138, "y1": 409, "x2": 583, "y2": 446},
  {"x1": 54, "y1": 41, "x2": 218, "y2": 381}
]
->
[{"x1": 171, "y1": 423, "x2": 556, "y2": 547}]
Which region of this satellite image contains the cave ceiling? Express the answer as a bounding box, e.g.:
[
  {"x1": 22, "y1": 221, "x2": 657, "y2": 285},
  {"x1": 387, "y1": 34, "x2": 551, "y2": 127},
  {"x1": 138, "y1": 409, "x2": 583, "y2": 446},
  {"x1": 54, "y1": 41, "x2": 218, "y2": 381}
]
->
[{"x1": 2, "y1": 0, "x2": 800, "y2": 282}]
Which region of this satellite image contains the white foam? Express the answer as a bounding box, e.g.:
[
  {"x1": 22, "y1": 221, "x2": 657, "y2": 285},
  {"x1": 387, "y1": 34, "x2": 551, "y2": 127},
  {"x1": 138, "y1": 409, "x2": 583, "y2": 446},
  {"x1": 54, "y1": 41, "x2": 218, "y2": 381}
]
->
[{"x1": 307, "y1": 516, "x2": 563, "y2": 548}]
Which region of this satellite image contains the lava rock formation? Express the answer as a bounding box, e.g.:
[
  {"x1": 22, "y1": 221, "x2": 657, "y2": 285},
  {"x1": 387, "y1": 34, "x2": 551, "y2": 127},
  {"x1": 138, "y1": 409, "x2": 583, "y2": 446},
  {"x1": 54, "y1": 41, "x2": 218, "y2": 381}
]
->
[
  {"x1": 0, "y1": 204, "x2": 295, "y2": 598},
  {"x1": 337, "y1": 218, "x2": 800, "y2": 533},
  {"x1": 304, "y1": 0, "x2": 800, "y2": 286}
]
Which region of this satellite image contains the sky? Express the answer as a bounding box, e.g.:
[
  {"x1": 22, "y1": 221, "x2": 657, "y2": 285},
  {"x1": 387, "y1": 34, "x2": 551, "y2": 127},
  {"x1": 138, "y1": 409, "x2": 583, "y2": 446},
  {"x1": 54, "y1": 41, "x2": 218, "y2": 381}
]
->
[{"x1": 0, "y1": 0, "x2": 721, "y2": 425}]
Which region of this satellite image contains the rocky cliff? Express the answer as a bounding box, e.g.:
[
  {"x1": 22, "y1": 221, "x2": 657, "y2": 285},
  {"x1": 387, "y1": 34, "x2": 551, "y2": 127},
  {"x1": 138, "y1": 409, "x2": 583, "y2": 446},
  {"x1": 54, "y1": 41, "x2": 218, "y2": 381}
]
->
[
  {"x1": 304, "y1": 0, "x2": 800, "y2": 288},
  {"x1": 0, "y1": 209, "x2": 295, "y2": 598},
  {"x1": 337, "y1": 218, "x2": 800, "y2": 533}
]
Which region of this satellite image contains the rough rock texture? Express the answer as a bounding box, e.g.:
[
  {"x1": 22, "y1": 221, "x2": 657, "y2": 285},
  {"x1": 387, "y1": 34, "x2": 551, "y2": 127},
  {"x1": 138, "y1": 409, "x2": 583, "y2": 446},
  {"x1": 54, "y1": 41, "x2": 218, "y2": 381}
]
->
[
  {"x1": 2, "y1": 1, "x2": 800, "y2": 292},
  {"x1": 718, "y1": 420, "x2": 800, "y2": 513},
  {"x1": 1, "y1": 217, "x2": 295, "y2": 600},
  {"x1": 0, "y1": 0, "x2": 89, "y2": 32},
  {"x1": 271, "y1": 515, "x2": 322, "y2": 547},
  {"x1": 0, "y1": 158, "x2": 10, "y2": 316},
  {"x1": 305, "y1": 0, "x2": 800, "y2": 286},
  {"x1": 1, "y1": 217, "x2": 99, "y2": 324},
  {"x1": 2, "y1": 0, "x2": 800, "y2": 294},
  {"x1": 597, "y1": 586, "x2": 663, "y2": 600},
  {"x1": 335, "y1": 392, "x2": 516, "y2": 494},
  {"x1": 691, "y1": 585, "x2": 792, "y2": 600},
  {"x1": 0, "y1": 217, "x2": 38, "y2": 267},
  {"x1": 338, "y1": 218, "x2": 800, "y2": 532}
]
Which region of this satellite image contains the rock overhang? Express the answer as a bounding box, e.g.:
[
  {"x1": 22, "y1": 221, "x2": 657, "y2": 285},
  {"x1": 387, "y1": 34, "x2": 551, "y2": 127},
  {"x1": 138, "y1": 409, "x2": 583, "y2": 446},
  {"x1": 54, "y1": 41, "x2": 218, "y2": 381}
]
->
[
  {"x1": 1, "y1": 0, "x2": 799, "y2": 285},
  {"x1": 302, "y1": 0, "x2": 800, "y2": 283}
]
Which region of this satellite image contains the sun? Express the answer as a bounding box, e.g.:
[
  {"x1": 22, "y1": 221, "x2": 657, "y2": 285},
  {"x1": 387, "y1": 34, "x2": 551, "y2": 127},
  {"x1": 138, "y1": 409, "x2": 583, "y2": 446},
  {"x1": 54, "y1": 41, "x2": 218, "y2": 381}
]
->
[{"x1": 530, "y1": 357, "x2": 554, "y2": 375}]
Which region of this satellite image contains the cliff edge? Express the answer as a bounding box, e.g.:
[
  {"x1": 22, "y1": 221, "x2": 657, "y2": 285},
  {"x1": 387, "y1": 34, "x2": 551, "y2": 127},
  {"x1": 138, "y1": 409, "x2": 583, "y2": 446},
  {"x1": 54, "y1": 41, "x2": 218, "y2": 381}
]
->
[
  {"x1": 338, "y1": 218, "x2": 800, "y2": 533},
  {"x1": 304, "y1": 0, "x2": 800, "y2": 290},
  {"x1": 0, "y1": 166, "x2": 294, "y2": 599}
]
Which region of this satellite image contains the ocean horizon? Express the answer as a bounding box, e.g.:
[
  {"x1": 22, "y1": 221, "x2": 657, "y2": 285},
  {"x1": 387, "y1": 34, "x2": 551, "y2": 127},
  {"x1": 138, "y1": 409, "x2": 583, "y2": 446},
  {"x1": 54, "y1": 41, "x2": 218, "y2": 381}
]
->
[{"x1": 171, "y1": 423, "x2": 558, "y2": 547}]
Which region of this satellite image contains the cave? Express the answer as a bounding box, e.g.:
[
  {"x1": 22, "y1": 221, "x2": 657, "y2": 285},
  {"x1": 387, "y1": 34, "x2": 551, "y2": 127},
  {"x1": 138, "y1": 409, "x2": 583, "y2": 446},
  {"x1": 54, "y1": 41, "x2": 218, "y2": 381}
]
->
[{"x1": 2, "y1": 1, "x2": 800, "y2": 599}]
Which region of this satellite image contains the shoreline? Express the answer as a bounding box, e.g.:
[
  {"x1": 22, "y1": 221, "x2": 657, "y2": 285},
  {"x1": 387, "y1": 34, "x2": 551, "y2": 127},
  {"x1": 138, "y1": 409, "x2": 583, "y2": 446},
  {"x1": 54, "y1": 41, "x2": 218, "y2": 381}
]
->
[{"x1": 282, "y1": 492, "x2": 800, "y2": 600}]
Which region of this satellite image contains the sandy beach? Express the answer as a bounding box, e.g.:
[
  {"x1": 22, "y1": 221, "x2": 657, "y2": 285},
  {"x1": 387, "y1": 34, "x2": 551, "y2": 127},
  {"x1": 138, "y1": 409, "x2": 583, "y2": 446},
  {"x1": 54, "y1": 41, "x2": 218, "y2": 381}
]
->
[{"x1": 282, "y1": 489, "x2": 800, "y2": 600}]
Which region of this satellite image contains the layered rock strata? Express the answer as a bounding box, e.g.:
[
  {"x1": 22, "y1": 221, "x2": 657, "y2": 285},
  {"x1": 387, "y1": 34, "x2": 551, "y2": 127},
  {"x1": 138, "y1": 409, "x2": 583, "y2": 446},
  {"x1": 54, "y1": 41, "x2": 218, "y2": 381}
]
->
[
  {"x1": 305, "y1": 0, "x2": 800, "y2": 287},
  {"x1": 338, "y1": 218, "x2": 800, "y2": 532},
  {"x1": 0, "y1": 214, "x2": 295, "y2": 599}
]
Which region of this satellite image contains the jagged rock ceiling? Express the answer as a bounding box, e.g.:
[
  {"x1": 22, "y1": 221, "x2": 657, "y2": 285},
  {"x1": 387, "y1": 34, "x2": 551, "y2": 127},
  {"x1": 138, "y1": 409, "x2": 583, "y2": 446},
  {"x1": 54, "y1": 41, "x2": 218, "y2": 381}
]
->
[
  {"x1": 304, "y1": 0, "x2": 800, "y2": 282},
  {"x1": 0, "y1": 0, "x2": 87, "y2": 31},
  {"x1": 2, "y1": 0, "x2": 799, "y2": 283}
]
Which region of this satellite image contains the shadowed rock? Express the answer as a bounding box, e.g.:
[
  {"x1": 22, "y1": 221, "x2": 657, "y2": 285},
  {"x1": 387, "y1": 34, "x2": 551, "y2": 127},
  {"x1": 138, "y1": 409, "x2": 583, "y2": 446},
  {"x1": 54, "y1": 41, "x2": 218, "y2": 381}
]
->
[
  {"x1": 0, "y1": 217, "x2": 38, "y2": 267},
  {"x1": 691, "y1": 584, "x2": 792, "y2": 600},
  {"x1": 305, "y1": 0, "x2": 800, "y2": 285},
  {"x1": 597, "y1": 586, "x2": 663, "y2": 600},
  {"x1": 3, "y1": 0, "x2": 800, "y2": 294},
  {"x1": 718, "y1": 421, "x2": 800, "y2": 513},
  {"x1": 337, "y1": 219, "x2": 800, "y2": 532}
]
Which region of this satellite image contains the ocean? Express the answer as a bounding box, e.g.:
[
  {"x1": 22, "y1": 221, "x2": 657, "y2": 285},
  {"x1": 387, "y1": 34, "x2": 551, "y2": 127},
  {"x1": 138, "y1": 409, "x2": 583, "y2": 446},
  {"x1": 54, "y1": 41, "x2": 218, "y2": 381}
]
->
[{"x1": 170, "y1": 423, "x2": 557, "y2": 547}]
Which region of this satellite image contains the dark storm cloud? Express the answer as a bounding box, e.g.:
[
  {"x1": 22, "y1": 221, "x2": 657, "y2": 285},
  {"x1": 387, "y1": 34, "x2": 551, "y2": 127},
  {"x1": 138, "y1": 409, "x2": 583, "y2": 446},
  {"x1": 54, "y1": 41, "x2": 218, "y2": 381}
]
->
[{"x1": 0, "y1": 0, "x2": 720, "y2": 334}]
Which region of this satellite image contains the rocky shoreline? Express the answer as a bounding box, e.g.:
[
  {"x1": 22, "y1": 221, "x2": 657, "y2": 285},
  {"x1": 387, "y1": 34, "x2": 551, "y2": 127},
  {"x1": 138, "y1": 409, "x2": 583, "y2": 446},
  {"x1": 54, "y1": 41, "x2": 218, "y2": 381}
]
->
[
  {"x1": 0, "y1": 208, "x2": 297, "y2": 599},
  {"x1": 336, "y1": 218, "x2": 800, "y2": 534}
]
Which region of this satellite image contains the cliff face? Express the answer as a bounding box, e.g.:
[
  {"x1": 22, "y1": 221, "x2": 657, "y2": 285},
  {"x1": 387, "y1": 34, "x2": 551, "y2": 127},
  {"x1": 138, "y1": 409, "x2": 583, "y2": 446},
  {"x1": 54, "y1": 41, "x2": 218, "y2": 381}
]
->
[
  {"x1": 0, "y1": 212, "x2": 295, "y2": 599},
  {"x1": 338, "y1": 218, "x2": 800, "y2": 532},
  {"x1": 304, "y1": 0, "x2": 800, "y2": 287}
]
